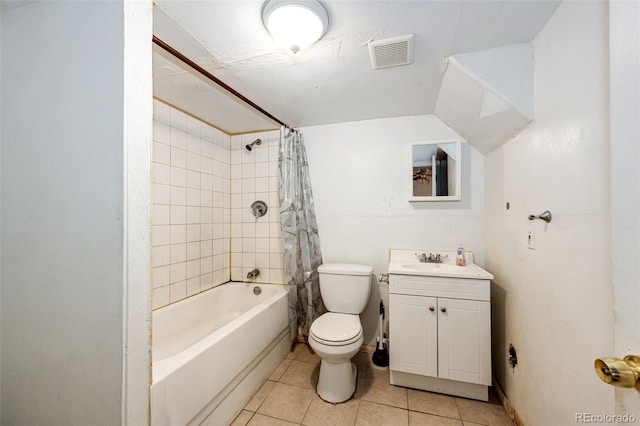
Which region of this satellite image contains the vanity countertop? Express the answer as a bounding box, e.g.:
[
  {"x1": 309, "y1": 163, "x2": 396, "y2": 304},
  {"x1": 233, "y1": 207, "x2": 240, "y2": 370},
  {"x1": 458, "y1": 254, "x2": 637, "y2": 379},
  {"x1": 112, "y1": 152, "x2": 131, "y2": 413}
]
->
[{"x1": 388, "y1": 249, "x2": 494, "y2": 280}]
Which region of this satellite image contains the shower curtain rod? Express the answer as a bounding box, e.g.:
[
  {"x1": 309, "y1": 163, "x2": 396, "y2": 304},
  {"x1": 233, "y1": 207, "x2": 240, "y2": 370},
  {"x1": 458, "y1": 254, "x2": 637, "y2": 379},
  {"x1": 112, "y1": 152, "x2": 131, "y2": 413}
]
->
[{"x1": 152, "y1": 36, "x2": 288, "y2": 129}]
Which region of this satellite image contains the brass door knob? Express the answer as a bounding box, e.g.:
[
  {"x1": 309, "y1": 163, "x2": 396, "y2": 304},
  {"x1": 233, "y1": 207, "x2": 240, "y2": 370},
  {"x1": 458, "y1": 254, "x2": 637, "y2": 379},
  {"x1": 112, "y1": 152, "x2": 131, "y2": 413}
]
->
[{"x1": 594, "y1": 355, "x2": 640, "y2": 389}]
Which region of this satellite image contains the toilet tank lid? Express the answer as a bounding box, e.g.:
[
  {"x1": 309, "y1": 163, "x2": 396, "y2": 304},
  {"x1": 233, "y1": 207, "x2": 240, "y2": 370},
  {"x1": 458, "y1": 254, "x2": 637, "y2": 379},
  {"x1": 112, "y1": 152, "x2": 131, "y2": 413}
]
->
[{"x1": 318, "y1": 263, "x2": 373, "y2": 276}]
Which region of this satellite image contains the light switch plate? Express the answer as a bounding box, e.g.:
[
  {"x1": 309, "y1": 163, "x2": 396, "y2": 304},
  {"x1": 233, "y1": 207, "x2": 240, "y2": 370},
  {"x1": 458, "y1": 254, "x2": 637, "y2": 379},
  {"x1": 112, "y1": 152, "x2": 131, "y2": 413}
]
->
[{"x1": 527, "y1": 226, "x2": 536, "y2": 250}]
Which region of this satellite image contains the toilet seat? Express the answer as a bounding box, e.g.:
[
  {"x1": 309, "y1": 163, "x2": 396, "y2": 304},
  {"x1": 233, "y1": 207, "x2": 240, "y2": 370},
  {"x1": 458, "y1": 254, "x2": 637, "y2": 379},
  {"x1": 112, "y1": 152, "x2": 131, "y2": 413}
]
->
[{"x1": 310, "y1": 312, "x2": 362, "y2": 346}]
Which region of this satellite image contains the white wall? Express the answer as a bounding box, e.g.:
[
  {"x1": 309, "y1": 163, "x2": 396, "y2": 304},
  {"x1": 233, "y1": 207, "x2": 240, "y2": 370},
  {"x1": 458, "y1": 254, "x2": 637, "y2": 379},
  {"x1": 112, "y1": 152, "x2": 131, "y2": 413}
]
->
[
  {"x1": 123, "y1": 2, "x2": 153, "y2": 424},
  {"x1": 609, "y1": 0, "x2": 640, "y2": 416},
  {"x1": 1, "y1": 1, "x2": 151, "y2": 424},
  {"x1": 303, "y1": 115, "x2": 485, "y2": 345},
  {"x1": 0, "y1": 6, "x2": 3, "y2": 420},
  {"x1": 484, "y1": 1, "x2": 615, "y2": 424}
]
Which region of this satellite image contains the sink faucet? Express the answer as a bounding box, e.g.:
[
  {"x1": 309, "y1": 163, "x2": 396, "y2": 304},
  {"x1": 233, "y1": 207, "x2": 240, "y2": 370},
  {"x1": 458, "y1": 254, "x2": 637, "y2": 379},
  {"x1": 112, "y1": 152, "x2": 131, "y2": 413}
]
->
[
  {"x1": 416, "y1": 253, "x2": 445, "y2": 263},
  {"x1": 247, "y1": 268, "x2": 260, "y2": 279}
]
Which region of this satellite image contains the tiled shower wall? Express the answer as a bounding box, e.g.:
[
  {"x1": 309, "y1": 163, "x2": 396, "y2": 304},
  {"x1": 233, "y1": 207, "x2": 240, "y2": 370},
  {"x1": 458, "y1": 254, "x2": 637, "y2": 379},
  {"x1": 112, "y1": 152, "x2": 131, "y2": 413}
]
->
[
  {"x1": 230, "y1": 131, "x2": 284, "y2": 284},
  {"x1": 151, "y1": 100, "x2": 231, "y2": 309},
  {"x1": 151, "y1": 100, "x2": 285, "y2": 310}
]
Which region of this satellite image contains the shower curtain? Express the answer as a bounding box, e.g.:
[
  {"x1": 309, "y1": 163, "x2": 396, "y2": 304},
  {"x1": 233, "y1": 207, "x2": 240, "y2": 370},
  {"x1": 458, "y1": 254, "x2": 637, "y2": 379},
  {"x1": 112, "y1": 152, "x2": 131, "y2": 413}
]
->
[{"x1": 278, "y1": 126, "x2": 324, "y2": 342}]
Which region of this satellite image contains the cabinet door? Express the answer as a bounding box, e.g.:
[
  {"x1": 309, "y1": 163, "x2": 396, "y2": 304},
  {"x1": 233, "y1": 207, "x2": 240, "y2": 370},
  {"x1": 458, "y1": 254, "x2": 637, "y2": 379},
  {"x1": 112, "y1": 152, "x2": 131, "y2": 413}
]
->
[
  {"x1": 389, "y1": 294, "x2": 437, "y2": 377},
  {"x1": 437, "y1": 298, "x2": 491, "y2": 385}
]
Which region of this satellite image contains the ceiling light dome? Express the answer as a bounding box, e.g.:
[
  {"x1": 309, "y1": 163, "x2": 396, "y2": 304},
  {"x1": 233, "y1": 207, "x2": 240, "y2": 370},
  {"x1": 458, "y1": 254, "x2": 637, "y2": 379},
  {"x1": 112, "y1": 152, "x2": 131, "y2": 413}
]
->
[{"x1": 262, "y1": 0, "x2": 329, "y2": 54}]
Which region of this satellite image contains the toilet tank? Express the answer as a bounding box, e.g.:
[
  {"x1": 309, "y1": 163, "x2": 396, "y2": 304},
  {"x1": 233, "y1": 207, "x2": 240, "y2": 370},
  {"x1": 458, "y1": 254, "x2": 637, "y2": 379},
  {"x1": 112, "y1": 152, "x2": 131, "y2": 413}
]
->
[{"x1": 318, "y1": 263, "x2": 373, "y2": 314}]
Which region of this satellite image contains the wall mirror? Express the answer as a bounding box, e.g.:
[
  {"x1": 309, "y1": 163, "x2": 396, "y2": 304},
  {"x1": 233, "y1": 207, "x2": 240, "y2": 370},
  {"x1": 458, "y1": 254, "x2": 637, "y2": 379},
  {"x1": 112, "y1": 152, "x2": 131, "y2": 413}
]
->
[{"x1": 409, "y1": 139, "x2": 461, "y2": 201}]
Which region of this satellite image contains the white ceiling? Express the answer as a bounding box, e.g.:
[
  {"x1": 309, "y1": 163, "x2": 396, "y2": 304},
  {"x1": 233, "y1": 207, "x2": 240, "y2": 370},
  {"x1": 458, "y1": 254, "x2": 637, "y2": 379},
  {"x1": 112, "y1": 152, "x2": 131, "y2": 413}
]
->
[{"x1": 153, "y1": 0, "x2": 561, "y2": 134}]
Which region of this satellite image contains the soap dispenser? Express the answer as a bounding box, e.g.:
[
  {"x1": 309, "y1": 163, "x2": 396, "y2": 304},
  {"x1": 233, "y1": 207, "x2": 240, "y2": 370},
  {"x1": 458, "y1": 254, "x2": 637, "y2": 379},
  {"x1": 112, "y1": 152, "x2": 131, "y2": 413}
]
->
[{"x1": 456, "y1": 244, "x2": 467, "y2": 266}]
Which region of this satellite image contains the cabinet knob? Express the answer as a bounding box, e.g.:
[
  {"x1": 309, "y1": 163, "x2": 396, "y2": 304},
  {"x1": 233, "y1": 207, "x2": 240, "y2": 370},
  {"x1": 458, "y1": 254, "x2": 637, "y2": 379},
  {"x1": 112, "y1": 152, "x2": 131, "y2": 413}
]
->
[
  {"x1": 441, "y1": 307, "x2": 447, "y2": 313},
  {"x1": 429, "y1": 306, "x2": 435, "y2": 312}
]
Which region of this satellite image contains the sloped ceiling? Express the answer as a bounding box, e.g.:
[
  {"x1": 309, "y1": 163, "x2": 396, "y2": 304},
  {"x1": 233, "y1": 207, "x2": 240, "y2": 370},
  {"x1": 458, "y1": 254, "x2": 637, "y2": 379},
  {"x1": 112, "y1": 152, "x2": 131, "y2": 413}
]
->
[
  {"x1": 435, "y1": 43, "x2": 535, "y2": 154},
  {"x1": 153, "y1": 0, "x2": 561, "y2": 133}
]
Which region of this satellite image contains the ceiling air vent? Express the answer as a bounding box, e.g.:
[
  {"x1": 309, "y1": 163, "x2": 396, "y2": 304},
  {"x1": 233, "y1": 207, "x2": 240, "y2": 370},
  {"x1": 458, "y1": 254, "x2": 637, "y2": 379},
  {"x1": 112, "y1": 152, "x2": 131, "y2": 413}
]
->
[{"x1": 368, "y1": 34, "x2": 414, "y2": 70}]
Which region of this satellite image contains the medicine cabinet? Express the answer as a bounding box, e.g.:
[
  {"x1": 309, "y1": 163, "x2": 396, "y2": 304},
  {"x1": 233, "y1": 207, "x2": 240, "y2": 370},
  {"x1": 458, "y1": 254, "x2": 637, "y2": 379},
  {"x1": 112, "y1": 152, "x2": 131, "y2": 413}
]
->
[{"x1": 409, "y1": 139, "x2": 461, "y2": 202}]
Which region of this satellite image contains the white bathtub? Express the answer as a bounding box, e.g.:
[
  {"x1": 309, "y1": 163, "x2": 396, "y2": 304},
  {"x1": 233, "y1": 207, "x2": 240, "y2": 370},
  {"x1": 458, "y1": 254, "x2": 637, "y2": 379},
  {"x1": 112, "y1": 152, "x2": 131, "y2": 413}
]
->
[{"x1": 151, "y1": 282, "x2": 289, "y2": 425}]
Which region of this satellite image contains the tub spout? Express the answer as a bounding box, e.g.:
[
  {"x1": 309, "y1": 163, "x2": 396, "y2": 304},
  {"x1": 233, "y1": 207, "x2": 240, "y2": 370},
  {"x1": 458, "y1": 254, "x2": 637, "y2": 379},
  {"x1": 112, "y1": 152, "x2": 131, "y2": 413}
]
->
[{"x1": 247, "y1": 268, "x2": 260, "y2": 279}]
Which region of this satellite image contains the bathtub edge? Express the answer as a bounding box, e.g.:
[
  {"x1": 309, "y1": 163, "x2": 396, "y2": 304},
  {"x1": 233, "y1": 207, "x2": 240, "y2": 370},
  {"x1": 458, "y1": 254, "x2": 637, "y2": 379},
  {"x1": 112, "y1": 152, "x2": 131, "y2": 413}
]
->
[{"x1": 194, "y1": 327, "x2": 289, "y2": 425}]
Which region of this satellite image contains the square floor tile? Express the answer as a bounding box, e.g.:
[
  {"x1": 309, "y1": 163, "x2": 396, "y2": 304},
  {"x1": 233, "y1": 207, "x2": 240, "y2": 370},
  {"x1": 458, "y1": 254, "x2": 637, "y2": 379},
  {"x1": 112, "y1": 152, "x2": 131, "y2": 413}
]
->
[
  {"x1": 286, "y1": 345, "x2": 298, "y2": 360},
  {"x1": 279, "y1": 360, "x2": 319, "y2": 390},
  {"x1": 247, "y1": 413, "x2": 299, "y2": 426},
  {"x1": 269, "y1": 358, "x2": 293, "y2": 382},
  {"x1": 241, "y1": 348, "x2": 512, "y2": 426},
  {"x1": 455, "y1": 398, "x2": 513, "y2": 426},
  {"x1": 356, "y1": 400, "x2": 409, "y2": 426},
  {"x1": 245, "y1": 380, "x2": 276, "y2": 412},
  {"x1": 257, "y1": 382, "x2": 315, "y2": 423},
  {"x1": 354, "y1": 368, "x2": 367, "y2": 399},
  {"x1": 293, "y1": 343, "x2": 321, "y2": 364},
  {"x1": 231, "y1": 410, "x2": 254, "y2": 426},
  {"x1": 359, "y1": 368, "x2": 408, "y2": 409},
  {"x1": 408, "y1": 389, "x2": 460, "y2": 419},
  {"x1": 409, "y1": 411, "x2": 463, "y2": 426},
  {"x1": 302, "y1": 396, "x2": 359, "y2": 426}
]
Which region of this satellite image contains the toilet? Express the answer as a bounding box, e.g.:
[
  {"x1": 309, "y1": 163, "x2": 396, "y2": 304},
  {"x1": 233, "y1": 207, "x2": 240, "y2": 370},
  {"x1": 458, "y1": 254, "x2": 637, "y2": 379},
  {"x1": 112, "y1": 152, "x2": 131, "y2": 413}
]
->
[{"x1": 308, "y1": 263, "x2": 373, "y2": 403}]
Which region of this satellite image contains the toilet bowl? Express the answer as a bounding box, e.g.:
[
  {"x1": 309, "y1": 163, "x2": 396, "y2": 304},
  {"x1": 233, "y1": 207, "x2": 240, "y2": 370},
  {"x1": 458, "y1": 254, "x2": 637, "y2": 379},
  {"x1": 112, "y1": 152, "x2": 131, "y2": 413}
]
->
[
  {"x1": 309, "y1": 312, "x2": 364, "y2": 402},
  {"x1": 309, "y1": 263, "x2": 372, "y2": 403}
]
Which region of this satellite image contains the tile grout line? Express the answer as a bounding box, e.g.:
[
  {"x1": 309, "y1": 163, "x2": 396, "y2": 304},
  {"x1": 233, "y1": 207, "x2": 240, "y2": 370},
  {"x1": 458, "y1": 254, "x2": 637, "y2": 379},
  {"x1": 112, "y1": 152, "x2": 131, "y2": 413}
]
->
[
  {"x1": 254, "y1": 380, "x2": 276, "y2": 413},
  {"x1": 241, "y1": 345, "x2": 508, "y2": 426},
  {"x1": 299, "y1": 389, "x2": 316, "y2": 425},
  {"x1": 407, "y1": 408, "x2": 464, "y2": 423},
  {"x1": 245, "y1": 410, "x2": 256, "y2": 426},
  {"x1": 353, "y1": 396, "x2": 361, "y2": 426},
  {"x1": 455, "y1": 397, "x2": 491, "y2": 426},
  {"x1": 254, "y1": 411, "x2": 300, "y2": 425},
  {"x1": 454, "y1": 397, "x2": 464, "y2": 424},
  {"x1": 272, "y1": 356, "x2": 314, "y2": 425}
]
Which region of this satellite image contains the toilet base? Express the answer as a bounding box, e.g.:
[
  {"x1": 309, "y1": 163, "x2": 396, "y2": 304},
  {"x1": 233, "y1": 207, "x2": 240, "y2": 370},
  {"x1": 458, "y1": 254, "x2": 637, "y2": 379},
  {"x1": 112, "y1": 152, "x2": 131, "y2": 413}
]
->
[{"x1": 317, "y1": 360, "x2": 357, "y2": 403}]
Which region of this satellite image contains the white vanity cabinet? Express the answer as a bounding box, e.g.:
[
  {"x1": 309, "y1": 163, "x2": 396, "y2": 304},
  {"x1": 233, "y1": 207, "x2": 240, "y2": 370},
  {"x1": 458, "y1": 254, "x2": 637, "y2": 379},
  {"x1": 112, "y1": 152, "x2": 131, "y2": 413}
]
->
[{"x1": 388, "y1": 252, "x2": 493, "y2": 401}]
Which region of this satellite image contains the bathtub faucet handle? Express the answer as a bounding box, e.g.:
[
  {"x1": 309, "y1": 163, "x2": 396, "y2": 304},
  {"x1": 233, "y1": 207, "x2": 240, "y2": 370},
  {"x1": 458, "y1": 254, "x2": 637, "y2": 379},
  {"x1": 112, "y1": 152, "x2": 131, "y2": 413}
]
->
[{"x1": 247, "y1": 268, "x2": 260, "y2": 279}]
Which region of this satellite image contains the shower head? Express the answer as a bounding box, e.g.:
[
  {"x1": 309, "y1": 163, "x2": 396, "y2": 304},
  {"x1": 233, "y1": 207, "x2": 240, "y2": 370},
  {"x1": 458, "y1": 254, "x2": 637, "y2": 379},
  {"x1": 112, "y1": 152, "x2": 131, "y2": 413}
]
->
[{"x1": 245, "y1": 138, "x2": 262, "y2": 152}]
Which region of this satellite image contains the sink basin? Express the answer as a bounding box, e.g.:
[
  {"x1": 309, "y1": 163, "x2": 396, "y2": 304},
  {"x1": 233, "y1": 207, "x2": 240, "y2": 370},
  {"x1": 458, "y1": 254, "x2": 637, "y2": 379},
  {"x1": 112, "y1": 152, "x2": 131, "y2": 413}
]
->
[
  {"x1": 389, "y1": 261, "x2": 493, "y2": 279},
  {"x1": 387, "y1": 249, "x2": 494, "y2": 280},
  {"x1": 400, "y1": 263, "x2": 465, "y2": 274}
]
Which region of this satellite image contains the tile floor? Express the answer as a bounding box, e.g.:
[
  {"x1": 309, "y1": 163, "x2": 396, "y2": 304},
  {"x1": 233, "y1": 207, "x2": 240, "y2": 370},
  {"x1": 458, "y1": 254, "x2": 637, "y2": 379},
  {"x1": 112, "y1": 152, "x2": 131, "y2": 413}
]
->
[{"x1": 231, "y1": 344, "x2": 514, "y2": 426}]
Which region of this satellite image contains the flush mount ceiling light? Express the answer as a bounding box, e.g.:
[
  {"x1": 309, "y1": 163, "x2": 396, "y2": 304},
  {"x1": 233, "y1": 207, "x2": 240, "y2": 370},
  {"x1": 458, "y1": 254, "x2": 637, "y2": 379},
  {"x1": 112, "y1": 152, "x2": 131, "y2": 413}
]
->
[{"x1": 262, "y1": 0, "x2": 329, "y2": 54}]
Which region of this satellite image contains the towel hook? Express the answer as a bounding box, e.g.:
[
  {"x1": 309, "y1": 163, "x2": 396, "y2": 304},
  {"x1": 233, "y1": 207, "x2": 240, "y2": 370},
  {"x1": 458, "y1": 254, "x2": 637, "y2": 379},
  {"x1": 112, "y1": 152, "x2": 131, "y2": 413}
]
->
[{"x1": 528, "y1": 210, "x2": 552, "y2": 223}]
